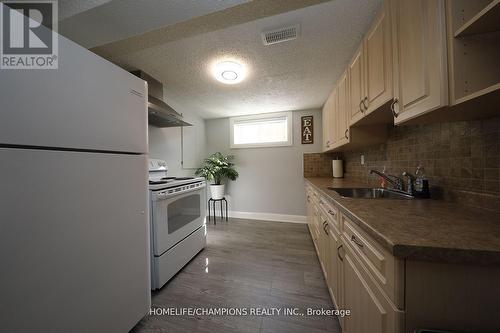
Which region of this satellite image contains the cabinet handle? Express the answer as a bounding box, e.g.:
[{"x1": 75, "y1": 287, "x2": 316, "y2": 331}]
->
[
  {"x1": 362, "y1": 96, "x2": 368, "y2": 110},
  {"x1": 323, "y1": 222, "x2": 329, "y2": 235},
  {"x1": 337, "y1": 245, "x2": 343, "y2": 261},
  {"x1": 350, "y1": 235, "x2": 364, "y2": 248},
  {"x1": 344, "y1": 128, "x2": 349, "y2": 140},
  {"x1": 328, "y1": 209, "x2": 336, "y2": 216},
  {"x1": 359, "y1": 100, "x2": 365, "y2": 114},
  {"x1": 391, "y1": 98, "x2": 399, "y2": 118}
]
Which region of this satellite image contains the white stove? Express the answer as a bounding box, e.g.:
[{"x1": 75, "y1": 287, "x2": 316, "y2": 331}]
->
[
  {"x1": 148, "y1": 159, "x2": 207, "y2": 290},
  {"x1": 148, "y1": 159, "x2": 205, "y2": 190}
]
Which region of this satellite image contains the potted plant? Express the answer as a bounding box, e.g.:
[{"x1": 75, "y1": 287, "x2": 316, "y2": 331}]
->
[{"x1": 195, "y1": 152, "x2": 239, "y2": 200}]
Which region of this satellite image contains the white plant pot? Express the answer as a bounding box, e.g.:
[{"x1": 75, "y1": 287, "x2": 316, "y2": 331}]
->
[{"x1": 210, "y1": 184, "x2": 225, "y2": 200}]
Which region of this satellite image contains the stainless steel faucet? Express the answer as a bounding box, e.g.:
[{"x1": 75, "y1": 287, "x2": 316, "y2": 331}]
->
[{"x1": 369, "y1": 169, "x2": 403, "y2": 191}]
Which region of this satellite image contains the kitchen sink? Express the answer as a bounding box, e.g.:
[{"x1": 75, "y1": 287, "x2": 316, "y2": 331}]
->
[{"x1": 328, "y1": 187, "x2": 415, "y2": 200}]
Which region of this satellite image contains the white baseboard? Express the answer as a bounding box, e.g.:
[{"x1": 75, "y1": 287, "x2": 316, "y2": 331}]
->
[{"x1": 227, "y1": 211, "x2": 307, "y2": 224}]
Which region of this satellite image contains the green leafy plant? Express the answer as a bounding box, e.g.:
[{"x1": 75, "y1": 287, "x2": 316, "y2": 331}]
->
[{"x1": 195, "y1": 152, "x2": 239, "y2": 185}]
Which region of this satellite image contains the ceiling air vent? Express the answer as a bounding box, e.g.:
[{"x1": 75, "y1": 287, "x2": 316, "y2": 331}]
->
[{"x1": 262, "y1": 25, "x2": 299, "y2": 46}]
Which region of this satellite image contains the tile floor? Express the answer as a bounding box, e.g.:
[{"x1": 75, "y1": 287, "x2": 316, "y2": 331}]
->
[{"x1": 132, "y1": 218, "x2": 341, "y2": 333}]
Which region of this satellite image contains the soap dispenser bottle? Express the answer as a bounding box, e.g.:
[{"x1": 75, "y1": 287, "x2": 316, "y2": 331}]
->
[{"x1": 415, "y1": 165, "x2": 430, "y2": 198}]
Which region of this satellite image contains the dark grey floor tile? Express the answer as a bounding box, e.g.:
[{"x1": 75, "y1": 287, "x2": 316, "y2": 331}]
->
[{"x1": 132, "y1": 218, "x2": 340, "y2": 333}]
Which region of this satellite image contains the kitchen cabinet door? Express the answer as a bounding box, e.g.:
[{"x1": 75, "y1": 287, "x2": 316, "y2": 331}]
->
[
  {"x1": 318, "y1": 211, "x2": 329, "y2": 278},
  {"x1": 327, "y1": 223, "x2": 341, "y2": 310},
  {"x1": 364, "y1": 0, "x2": 393, "y2": 114},
  {"x1": 322, "y1": 97, "x2": 330, "y2": 151},
  {"x1": 341, "y1": 240, "x2": 402, "y2": 333},
  {"x1": 306, "y1": 190, "x2": 313, "y2": 229},
  {"x1": 335, "y1": 71, "x2": 349, "y2": 147},
  {"x1": 348, "y1": 45, "x2": 365, "y2": 125},
  {"x1": 312, "y1": 204, "x2": 320, "y2": 246},
  {"x1": 322, "y1": 91, "x2": 335, "y2": 151},
  {"x1": 325, "y1": 88, "x2": 338, "y2": 150},
  {"x1": 391, "y1": 0, "x2": 448, "y2": 124}
]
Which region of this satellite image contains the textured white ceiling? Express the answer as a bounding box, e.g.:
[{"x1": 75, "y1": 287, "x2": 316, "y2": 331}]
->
[
  {"x1": 110, "y1": 0, "x2": 381, "y2": 119},
  {"x1": 58, "y1": 0, "x2": 112, "y2": 21},
  {"x1": 59, "y1": 0, "x2": 249, "y2": 48}
]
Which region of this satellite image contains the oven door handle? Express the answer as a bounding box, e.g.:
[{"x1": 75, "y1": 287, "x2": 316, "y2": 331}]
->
[{"x1": 154, "y1": 182, "x2": 206, "y2": 201}]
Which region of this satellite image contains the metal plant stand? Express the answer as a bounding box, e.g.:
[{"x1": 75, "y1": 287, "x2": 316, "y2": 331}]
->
[{"x1": 208, "y1": 197, "x2": 228, "y2": 224}]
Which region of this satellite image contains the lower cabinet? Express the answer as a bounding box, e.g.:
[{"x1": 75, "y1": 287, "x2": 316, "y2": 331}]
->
[
  {"x1": 306, "y1": 184, "x2": 500, "y2": 332},
  {"x1": 306, "y1": 185, "x2": 403, "y2": 332},
  {"x1": 340, "y1": 238, "x2": 403, "y2": 333},
  {"x1": 318, "y1": 210, "x2": 329, "y2": 278},
  {"x1": 326, "y1": 220, "x2": 342, "y2": 314}
]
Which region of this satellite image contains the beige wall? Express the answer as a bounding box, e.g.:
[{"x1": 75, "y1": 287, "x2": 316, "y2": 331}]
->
[
  {"x1": 206, "y1": 109, "x2": 323, "y2": 218},
  {"x1": 148, "y1": 89, "x2": 207, "y2": 177}
]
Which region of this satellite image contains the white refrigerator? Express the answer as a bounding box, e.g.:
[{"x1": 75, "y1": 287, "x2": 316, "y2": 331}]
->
[{"x1": 0, "y1": 27, "x2": 151, "y2": 332}]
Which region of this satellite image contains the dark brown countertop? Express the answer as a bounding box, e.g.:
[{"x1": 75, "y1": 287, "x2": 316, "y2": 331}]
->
[{"x1": 305, "y1": 177, "x2": 500, "y2": 266}]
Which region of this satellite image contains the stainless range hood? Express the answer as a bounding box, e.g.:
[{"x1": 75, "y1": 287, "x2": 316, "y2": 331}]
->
[{"x1": 131, "y1": 70, "x2": 192, "y2": 127}]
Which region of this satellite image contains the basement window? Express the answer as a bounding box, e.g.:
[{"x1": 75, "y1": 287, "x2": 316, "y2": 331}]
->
[{"x1": 230, "y1": 112, "x2": 292, "y2": 148}]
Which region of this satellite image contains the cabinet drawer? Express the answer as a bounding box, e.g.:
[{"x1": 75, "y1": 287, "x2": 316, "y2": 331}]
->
[
  {"x1": 317, "y1": 196, "x2": 340, "y2": 230},
  {"x1": 341, "y1": 214, "x2": 404, "y2": 308}
]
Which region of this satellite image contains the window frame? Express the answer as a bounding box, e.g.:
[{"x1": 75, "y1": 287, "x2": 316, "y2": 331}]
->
[{"x1": 229, "y1": 112, "x2": 293, "y2": 149}]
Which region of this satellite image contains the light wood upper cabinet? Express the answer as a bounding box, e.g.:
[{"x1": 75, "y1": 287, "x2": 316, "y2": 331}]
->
[
  {"x1": 364, "y1": 0, "x2": 393, "y2": 114},
  {"x1": 348, "y1": 45, "x2": 365, "y2": 125},
  {"x1": 322, "y1": 88, "x2": 338, "y2": 151},
  {"x1": 322, "y1": 92, "x2": 332, "y2": 151},
  {"x1": 321, "y1": 97, "x2": 329, "y2": 151},
  {"x1": 335, "y1": 71, "x2": 349, "y2": 147},
  {"x1": 390, "y1": 0, "x2": 449, "y2": 124},
  {"x1": 330, "y1": 88, "x2": 338, "y2": 148},
  {"x1": 323, "y1": 0, "x2": 499, "y2": 149},
  {"x1": 349, "y1": 1, "x2": 393, "y2": 127}
]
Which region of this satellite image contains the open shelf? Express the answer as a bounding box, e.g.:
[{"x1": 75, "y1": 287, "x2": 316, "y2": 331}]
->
[
  {"x1": 454, "y1": 0, "x2": 500, "y2": 37},
  {"x1": 447, "y1": 0, "x2": 500, "y2": 106},
  {"x1": 449, "y1": 30, "x2": 500, "y2": 104}
]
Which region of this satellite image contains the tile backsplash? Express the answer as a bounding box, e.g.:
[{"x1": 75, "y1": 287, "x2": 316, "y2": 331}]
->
[
  {"x1": 303, "y1": 152, "x2": 340, "y2": 177},
  {"x1": 342, "y1": 116, "x2": 500, "y2": 197},
  {"x1": 304, "y1": 116, "x2": 500, "y2": 211}
]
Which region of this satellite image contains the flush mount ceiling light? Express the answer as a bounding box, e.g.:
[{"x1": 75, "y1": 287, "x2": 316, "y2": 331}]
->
[{"x1": 213, "y1": 61, "x2": 246, "y2": 84}]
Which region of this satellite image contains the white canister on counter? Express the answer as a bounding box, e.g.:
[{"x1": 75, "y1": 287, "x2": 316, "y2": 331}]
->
[{"x1": 332, "y1": 160, "x2": 344, "y2": 178}]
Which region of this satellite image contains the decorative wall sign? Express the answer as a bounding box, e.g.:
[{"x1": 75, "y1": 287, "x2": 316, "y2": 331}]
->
[{"x1": 301, "y1": 116, "x2": 314, "y2": 144}]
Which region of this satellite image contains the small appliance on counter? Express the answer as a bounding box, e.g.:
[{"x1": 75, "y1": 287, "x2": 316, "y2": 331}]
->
[
  {"x1": 332, "y1": 159, "x2": 344, "y2": 178},
  {"x1": 148, "y1": 159, "x2": 207, "y2": 290}
]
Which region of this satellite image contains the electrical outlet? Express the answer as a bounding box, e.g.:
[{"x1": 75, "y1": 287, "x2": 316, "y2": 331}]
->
[{"x1": 360, "y1": 154, "x2": 365, "y2": 165}]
